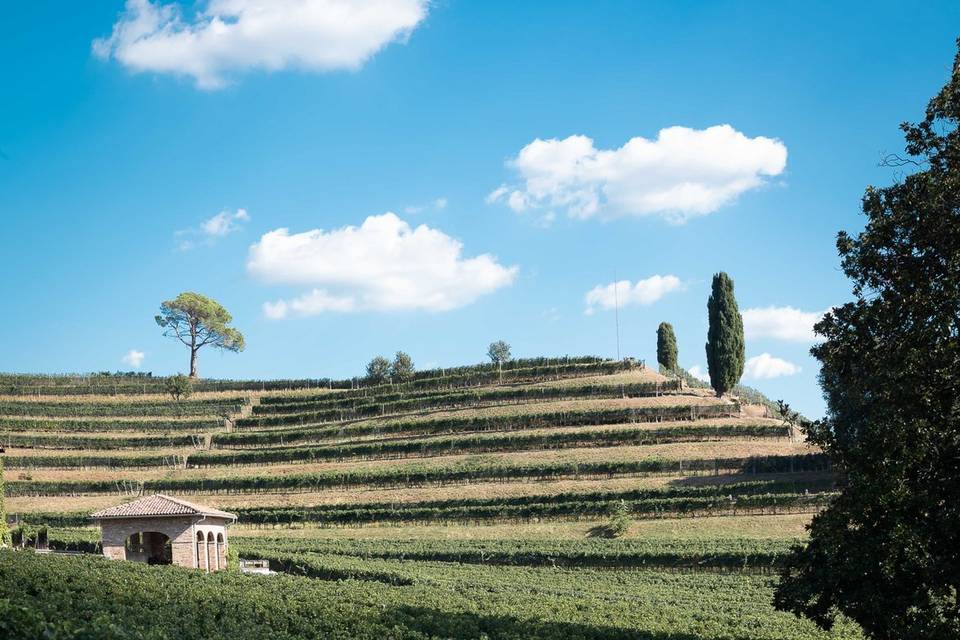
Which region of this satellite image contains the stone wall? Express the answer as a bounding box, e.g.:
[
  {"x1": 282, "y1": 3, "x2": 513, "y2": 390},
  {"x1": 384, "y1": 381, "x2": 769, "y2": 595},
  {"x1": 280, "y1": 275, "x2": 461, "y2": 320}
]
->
[{"x1": 99, "y1": 515, "x2": 232, "y2": 571}]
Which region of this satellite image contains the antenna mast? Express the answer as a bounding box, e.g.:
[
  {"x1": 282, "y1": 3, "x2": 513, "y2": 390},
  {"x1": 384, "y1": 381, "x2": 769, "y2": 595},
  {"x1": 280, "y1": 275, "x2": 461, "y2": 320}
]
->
[{"x1": 613, "y1": 270, "x2": 621, "y2": 361}]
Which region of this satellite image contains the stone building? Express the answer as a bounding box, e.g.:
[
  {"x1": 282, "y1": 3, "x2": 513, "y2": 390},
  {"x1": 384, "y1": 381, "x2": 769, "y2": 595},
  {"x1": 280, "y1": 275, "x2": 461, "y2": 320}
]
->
[{"x1": 91, "y1": 494, "x2": 237, "y2": 571}]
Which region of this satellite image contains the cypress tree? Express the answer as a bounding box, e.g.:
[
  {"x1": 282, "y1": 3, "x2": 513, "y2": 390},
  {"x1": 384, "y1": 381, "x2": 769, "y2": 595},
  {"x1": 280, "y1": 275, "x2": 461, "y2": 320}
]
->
[
  {"x1": 705, "y1": 272, "x2": 745, "y2": 397},
  {"x1": 656, "y1": 322, "x2": 679, "y2": 374}
]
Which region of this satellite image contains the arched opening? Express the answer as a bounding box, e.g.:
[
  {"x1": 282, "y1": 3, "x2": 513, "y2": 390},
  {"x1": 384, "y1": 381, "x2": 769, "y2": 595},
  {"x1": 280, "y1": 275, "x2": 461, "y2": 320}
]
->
[
  {"x1": 206, "y1": 531, "x2": 216, "y2": 571},
  {"x1": 195, "y1": 531, "x2": 204, "y2": 569},
  {"x1": 216, "y1": 532, "x2": 225, "y2": 570},
  {"x1": 124, "y1": 532, "x2": 172, "y2": 565}
]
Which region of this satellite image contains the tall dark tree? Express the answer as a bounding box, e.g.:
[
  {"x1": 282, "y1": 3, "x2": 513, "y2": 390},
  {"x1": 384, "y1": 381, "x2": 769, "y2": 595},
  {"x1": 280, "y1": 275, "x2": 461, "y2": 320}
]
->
[
  {"x1": 656, "y1": 322, "x2": 679, "y2": 374},
  {"x1": 155, "y1": 292, "x2": 245, "y2": 378},
  {"x1": 774, "y1": 41, "x2": 960, "y2": 640},
  {"x1": 704, "y1": 273, "x2": 744, "y2": 397}
]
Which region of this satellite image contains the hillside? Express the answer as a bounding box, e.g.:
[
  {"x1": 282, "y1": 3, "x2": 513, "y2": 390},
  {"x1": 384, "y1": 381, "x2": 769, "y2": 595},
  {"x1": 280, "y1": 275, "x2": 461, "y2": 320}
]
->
[
  {"x1": 3, "y1": 358, "x2": 824, "y2": 524},
  {"x1": 0, "y1": 357, "x2": 855, "y2": 639}
]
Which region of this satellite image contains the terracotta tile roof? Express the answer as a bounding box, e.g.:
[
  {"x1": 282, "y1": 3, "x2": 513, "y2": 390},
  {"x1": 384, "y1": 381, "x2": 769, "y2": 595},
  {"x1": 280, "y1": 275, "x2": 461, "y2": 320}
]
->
[{"x1": 90, "y1": 494, "x2": 237, "y2": 521}]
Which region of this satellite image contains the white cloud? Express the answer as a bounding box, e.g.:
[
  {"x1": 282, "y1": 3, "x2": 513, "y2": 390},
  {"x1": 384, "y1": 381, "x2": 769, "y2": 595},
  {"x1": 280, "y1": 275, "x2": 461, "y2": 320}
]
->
[
  {"x1": 177, "y1": 208, "x2": 249, "y2": 250},
  {"x1": 93, "y1": 0, "x2": 428, "y2": 89},
  {"x1": 744, "y1": 353, "x2": 801, "y2": 379},
  {"x1": 584, "y1": 275, "x2": 683, "y2": 315},
  {"x1": 404, "y1": 197, "x2": 448, "y2": 215},
  {"x1": 486, "y1": 185, "x2": 510, "y2": 204},
  {"x1": 201, "y1": 208, "x2": 249, "y2": 237},
  {"x1": 742, "y1": 306, "x2": 826, "y2": 342},
  {"x1": 249, "y1": 212, "x2": 518, "y2": 318},
  {"x1": 489, "y1": 125, "x2": 787, "y2": 223},
  {"x1": 542, "y1": 307, "x2": 560, "y2": 323},
  {"x1": 687, "y1": 365, "x2": 710, "y2": 383},
  {"x1": 122, "y1": 349, "x2": 146, "y2": 368}
]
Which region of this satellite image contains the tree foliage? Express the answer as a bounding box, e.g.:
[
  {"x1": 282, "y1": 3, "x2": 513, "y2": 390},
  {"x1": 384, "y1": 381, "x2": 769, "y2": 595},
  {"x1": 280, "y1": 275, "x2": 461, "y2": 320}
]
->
[
  {"x1": 155, "y1": 292, "x2": 245, "y2": 378},
  {"x1": 390, "y1": 352, "x2": 415, "y2": 382},
  {"x1": 705, "y1": 273, "x2": 745, "y2": 397},
  {"x1": 656, "y1": 322, "x2": 679, "y2": 374},
  {"x1": 773, "y1": 41, "x2": 960, "y2": 640},
  {"x1": 487, "y1": 341, "x2": 512, "y2": 364},
  {"x1": 165, "y1": 374, "x2": 194, "y2": 402},
  {"x1": 366, "y1": 356, "x2": 391, "y2": 385}
]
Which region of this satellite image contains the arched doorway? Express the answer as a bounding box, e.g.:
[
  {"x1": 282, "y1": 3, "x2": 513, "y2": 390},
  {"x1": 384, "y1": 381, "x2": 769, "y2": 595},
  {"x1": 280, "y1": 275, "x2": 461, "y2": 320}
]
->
[
  {"x1": 216, "y1": 532, "x2": 225, "y2": 570},
  {"x1": 124, "y1": 532, "x2": 172, "y2": 565},
  {"x1": 206, "y1": 532, "x2": 216, "y2": 571},
  {"x1": 196, "y1": 531, "x2": 205, "y2": 569}
]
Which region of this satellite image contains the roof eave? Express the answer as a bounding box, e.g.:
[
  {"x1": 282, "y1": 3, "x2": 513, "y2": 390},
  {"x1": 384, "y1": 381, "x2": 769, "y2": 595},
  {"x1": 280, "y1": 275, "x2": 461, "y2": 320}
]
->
[{"x1": 91, "y1": 512, "x2": 238, "y2": 521}]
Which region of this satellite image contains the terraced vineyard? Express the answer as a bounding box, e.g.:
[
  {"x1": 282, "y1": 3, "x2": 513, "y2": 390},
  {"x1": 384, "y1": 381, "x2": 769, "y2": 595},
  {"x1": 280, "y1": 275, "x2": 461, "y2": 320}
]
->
[{"x1": 1, "y1": 358, "x2": 856, "y2": 639}]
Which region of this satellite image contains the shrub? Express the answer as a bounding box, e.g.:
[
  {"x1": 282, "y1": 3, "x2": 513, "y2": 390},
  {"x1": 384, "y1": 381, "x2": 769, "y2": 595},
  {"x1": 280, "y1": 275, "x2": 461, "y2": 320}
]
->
[{"x1": 166, "y1": 373, "x2": 194, "y2": 402}]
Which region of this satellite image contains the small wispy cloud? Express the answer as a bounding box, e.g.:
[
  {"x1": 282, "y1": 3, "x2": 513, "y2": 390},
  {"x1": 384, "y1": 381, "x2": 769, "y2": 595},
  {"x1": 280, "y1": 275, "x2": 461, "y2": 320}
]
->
[
  {"x1": 177, "y1": 208, "x2": 250, "y2": 250},
  {"x1": 121, "y1": 349, "x2": 145, "y2": 369},
  {"x1": 404, "y1": 197, "x2": 449, "y2": 215}
]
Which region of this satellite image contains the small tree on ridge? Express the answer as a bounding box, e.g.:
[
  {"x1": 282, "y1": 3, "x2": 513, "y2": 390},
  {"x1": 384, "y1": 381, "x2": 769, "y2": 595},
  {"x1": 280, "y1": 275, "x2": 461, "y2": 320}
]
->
[
  {"x1": 366, "y1": 356, "x2": 391, "y2": 385},
  {"x1": 487, "y1": 340, "x2": 512, "y2": 383},
  {"x1": 390, "y1": 351, "x2": 415, "y2": 382}
]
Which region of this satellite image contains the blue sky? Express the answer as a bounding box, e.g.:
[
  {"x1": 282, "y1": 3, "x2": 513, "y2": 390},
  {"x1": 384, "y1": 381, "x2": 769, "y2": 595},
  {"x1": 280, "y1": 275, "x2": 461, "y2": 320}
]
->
[{"x1": 1, "y1": 1, "x2": 957, "y2": 417}]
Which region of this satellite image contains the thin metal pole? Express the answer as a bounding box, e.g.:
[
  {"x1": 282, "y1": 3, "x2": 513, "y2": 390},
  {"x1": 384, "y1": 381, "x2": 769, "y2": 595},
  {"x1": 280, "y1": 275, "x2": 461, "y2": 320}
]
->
[{"x1": 613, "y1": 270, "x2": 621, "y2": 360}]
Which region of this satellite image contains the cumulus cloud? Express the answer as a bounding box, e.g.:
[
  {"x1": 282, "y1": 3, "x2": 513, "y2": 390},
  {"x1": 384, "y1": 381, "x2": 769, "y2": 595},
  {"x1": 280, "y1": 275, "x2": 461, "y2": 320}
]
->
[
  {"x1": 249, "y1": 212, "x2": 518, "y2": 318},
  {"x1": 488, "y1": 125, "x2": 787, "y2": 223},
  {"x1": 177, "y1": 208, "x2": 249, "y2": 250},
  {"x1": 744, "y1": 353, "x2": 801, "y2": 379},
  {"x1": 122, "y1": 349, "x2": 146, "y2": 368},
  {"x1": 93, "y1": 0, "x2": 428, "y2": 89},
  {"x1": 687, "y1": 365, "x2": 710, "y2": 383},
  {"x1": 584, "y1": 275, "x2": 683, "y2": 315},
  {"x1": 742, "y1": 306, "x2": 826, "y2": 342}
]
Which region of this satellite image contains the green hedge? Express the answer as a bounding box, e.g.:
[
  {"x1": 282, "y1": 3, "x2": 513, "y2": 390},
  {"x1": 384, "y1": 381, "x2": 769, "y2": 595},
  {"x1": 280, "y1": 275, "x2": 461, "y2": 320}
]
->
[
  {"x1": 251, "y1": 380, "x2": 679, "y2": 421},
  {"x1": 223, "y1": 403, "x2": 739, "y2": 447},
  {"x1": 0, "y1": 400, "x2": 241, "y2": 417},
  {"x1": 2, "y1": 433, "x2": 201, "y2": 450},
  {"x1": 3, "y1": 452, "x2": 184, "y2": 469},
  {"x1": 227, "y1": 478, "x2": 835, "y2": 526},
  {"x1": 7, "y1": 453, "x2": 831, "y2": 497},
  {"x1": 238, "y1": 536, "x2": 798, "y2": 570},
  {"x1": 0, "y1": 417, "x2": 222, "y2": 432},
  {"x1": 195, "y1": 423, "x2": 784, "y2": 467}
]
